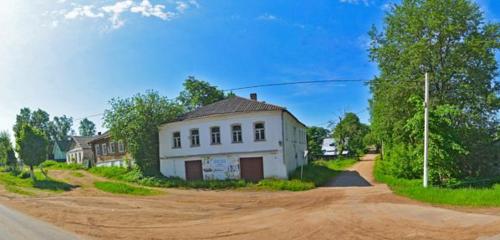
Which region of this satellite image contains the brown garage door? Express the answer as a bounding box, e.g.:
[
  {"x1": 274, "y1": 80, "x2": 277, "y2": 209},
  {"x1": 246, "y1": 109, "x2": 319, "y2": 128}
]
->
[
  {"x1": 185, "y1": 160, "x2": 203, "y2": 181},
  {"x1": 240, "y1": 157, "x2": 264, "y2": 182}
]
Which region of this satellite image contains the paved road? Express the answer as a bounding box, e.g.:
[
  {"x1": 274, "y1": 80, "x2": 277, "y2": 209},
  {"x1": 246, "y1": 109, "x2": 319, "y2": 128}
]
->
[{"x1": 0, "y1": 204, "x2": 80, "y2": 240}]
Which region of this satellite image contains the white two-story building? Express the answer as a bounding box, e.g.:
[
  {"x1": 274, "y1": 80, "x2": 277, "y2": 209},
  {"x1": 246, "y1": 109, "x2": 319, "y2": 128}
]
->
[{"x1": 158, "y1": 94, "x2": 307, "y2": 181}]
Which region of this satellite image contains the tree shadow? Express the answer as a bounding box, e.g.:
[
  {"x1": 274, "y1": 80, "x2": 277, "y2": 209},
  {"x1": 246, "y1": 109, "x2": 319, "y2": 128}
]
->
[
  {"x1": 33, "y1": 179, "x2": 77, "y2": 191},
  {"x1": 327, "y1": 170, "x2": 372, "y2": 187}
]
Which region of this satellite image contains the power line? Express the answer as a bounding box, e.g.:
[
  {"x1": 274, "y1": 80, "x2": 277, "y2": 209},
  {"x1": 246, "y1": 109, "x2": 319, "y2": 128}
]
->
[{"x1": 223, "y1": 79, "x2": 370, "y2": 92}]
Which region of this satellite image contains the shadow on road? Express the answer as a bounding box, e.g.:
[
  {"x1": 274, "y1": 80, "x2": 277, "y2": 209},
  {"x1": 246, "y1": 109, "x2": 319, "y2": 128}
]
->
[{"x1": 326, "y1": 170, "x2": 372, "y2": 187}]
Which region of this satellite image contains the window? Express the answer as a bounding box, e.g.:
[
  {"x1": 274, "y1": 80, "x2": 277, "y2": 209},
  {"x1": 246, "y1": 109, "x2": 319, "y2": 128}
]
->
[
  {"x1": 173, "y1": 132, "x2": 181, "y2": 148},
  {"x1": 211, "y1": 127, "x2": 221, "y2": 144},
  {"x1": 254, "y1": 122, "x2": 266, "y2": 141},
  {"x1": 95, "y1": 145, "x2": 101, "y2": 156},
  {"x1": 232, "y1": 125, "x2": 242, "y2": 143},
  {"x1": 118, "y1": 140, "x2": 125, "y2": 153},
  {"x1": 190, "y1": 129, "x2": 200, "y2": 147},
  {"x1": 109, "y1": 141, "x2": 116, "y2": 154},
  {"x1": 102, "y1": 143, "x2": 108, "y2": 155}
]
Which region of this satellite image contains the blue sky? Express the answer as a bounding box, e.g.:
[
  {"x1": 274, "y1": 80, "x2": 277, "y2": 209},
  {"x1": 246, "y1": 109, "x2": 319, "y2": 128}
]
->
[{"x1": 0, "y1": 0, "x2": 498, "y2": 136}]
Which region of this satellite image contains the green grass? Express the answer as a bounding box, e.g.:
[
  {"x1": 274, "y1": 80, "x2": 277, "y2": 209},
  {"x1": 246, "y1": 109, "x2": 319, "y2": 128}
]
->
[
  {"x1": 374, "y1": 158, "x2": 500, "y2": 207},
  {"x1": 88, "y1": 158, "x2": 358, "y2": 191},
  {"x1": 40, "y1": 160, "x2": 86, "y2": 170},
  {"x1": 71, "y1": 171, "x2": 85, "y2": 178},
  {"x1": 0, "y1": 170, "x2": 75, "y2": 194},
  {"x1": 289, "y1": 158, "x2": 358, "y2": 186},
  {"x1": 94, "y1": 181, "x2": 160, "y2": 196}
]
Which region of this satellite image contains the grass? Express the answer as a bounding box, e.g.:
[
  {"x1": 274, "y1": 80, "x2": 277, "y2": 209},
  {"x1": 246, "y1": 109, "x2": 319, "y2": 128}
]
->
[
  {"x1": 71, "y1": 171, "x2": 85, "y2": 178},
  {"x1": 374, "y1": 157, "x2": 500, "y2": 207},
  {"x1": 289, "y1": 158, "x2": 358, "y2": 186},
  {"x1": 0, "y1": 169, "x2": 75, "y2": 194},
  {"x1": 40, "y1": 160, "x2": 86, "y2": 170},
  {"x1": 88, "y1": 158, "x2": 358, "y2": 191},
  {"x1": 94, "y1": 181, "x2": 160, "y2": 196}
]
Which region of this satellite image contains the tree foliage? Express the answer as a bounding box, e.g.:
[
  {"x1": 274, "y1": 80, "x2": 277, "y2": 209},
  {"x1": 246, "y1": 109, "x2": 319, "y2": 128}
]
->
[
  {"x1": 0, "y1": 131, "x2": 16, "y2": 169},
  {"x1": 369, "y1": 0, "x2": 500, "y2": 184},
  {"x1": 306, "y1": 126, "x2": 330, "y2": 160},
  {"x1": 15, "y1": 125, "x2": 48, "y2": 180},
  {"x1": 49, "y1": 115, "x2": 73, "y2": 141},
  {"x1": 177, "y1": 76, "x2": 226, "y2": 111},
  {"x1": 104, "y1": 90, "x2": 183, "y2": 176},
  {"x1": 13, "y1": 108, "x2": 74, "y2": 141},
  {"x1": 79, "y1": 118, "x2": 96, "y2": 136},
  {"x1": 332, "y1": 113, "x2": 369, "y2": 156}
]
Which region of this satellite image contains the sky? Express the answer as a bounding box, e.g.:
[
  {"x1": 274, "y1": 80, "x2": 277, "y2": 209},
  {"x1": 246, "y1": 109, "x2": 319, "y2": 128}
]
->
[{"x1": 0, "y1": 0, "x2": 499, "y2": 137}]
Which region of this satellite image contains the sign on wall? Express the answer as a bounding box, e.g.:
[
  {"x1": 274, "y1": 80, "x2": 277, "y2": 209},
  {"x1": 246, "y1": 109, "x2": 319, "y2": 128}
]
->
[{"x1": 202, "y1": 158, "x2": 240, "y2": 180}]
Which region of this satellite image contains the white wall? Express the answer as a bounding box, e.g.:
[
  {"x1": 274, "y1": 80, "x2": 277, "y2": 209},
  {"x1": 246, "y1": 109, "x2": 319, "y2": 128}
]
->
[
  {"x1": 159, "y1": 111, "x2": 284, "y2": 158},
  {"x1": 159, "y1": 111, "x2": 288, "y2": 179},
  {"x1": 282, "y1": 112, "x2": 308, "y2": 173}
]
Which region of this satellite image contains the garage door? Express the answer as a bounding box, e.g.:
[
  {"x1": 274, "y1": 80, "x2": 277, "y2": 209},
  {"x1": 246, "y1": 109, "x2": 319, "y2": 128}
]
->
[
  {"x1": 185, "y1": 160, "x2": 203, "y2": 181},
  {"x1": 240, "y1": 157, "x2": 264, "y2": 182}
]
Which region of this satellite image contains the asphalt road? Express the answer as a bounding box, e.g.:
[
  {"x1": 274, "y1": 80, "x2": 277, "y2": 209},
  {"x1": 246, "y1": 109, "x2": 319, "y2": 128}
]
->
[{"x1": 0, "y1": 204, "x2": 80, "y2": 240}]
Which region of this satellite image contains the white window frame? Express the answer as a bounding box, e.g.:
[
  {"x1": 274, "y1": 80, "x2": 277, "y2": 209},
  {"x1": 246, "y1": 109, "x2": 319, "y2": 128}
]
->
[
  {"x1": 118, "y1": 140, "x2": 125, "y2": 153},
  {"x1": 210, "y1": 126, "x2": 221, "y2": 145},
  {"x1": 102, "y1": 143, "x2": 108, "y2": 155},
  {"x1": 109, "y1": 141, "x2": 116, "y2": 154},
  {"x1": 190, "y1": 129, "x2": 200, "y2": 147},
  {"x1": 231, "y1": 124, "x2": 243, "y2": 143},
  {"x1": 254, "y1": 122, "x2": 266, "y2": 141},
  {"x1": 173, "y1": 132, "x2": 181, "y2": 148}
]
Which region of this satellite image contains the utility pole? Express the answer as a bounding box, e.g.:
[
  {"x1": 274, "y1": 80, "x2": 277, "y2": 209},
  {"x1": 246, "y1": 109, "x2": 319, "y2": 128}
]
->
[{"x1": 423, "y1": 72, "x2": 429, "y2": 188}]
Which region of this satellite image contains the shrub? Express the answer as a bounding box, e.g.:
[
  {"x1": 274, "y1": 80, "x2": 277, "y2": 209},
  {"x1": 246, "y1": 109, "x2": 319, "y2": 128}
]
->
[{"x1": 94, "y1": 181, "x2": 159, "y2": 196}]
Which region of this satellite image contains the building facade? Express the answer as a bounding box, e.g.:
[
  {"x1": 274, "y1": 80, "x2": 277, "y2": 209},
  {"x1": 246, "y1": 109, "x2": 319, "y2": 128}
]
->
[
  {"x1": 159, "y1": 95, "x2": 307, "y2": 181},
  {"x1": 89, "y1": 132, "x2": 130, "y2": 167},
  {"x1": 66, "y1": 136, "x2": 98, "y2": 166}
]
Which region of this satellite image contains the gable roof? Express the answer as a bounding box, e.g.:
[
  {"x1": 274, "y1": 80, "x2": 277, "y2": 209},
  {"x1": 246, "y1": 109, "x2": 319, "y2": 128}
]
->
[
  {"x1": 55, "y1": 139, "x2": 72, "y2": 152},
  {"x1": 164, "y1": 96, "x2": 288, "y2": 124},
  {"x1": 71, "y1": 136, "x2": 98, "y2": 149},
  {"x1": 88, "y1": 131, "x2": 111, "y2": 144}
]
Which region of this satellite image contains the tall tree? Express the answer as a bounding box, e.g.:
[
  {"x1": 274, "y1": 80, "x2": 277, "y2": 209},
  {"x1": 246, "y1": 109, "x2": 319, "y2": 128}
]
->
[
  {"x1": 177, "y1": 76, "x2": 226, "y2": 111},
  {"x1": 369, "y1": 0, "x2": 500, "y2": 183},
  {"x1": 332, "y1": 113, "x2": 369, "y2": 156},
  {"x1": 79, "y1": 118, "x2": 96, "y2": 136},
  {"x1": 104, "y1": 90, "x2": 183, "y2": 176},
  {"x1": 49, "y1": 115, "x2": 73, "y2": 141},
  {"x1": 13, "y1": 108, "x2": 32, "y2": 138},
  {"x1": 306, "y1": 126, "x2": 330, "y2": 160},
  {"x1": 16, "y1": 125, "x2": 48, "y2": 181}
]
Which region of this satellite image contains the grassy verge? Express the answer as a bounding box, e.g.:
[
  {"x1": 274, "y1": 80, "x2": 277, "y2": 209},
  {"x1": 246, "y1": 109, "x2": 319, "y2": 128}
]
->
[
  {"x1": 89, "y1": 158, "x2": 358, "y2": 191},
  {"x1": 374, "y1": 157, "x2": 500, "y2": 207},
  {"x1": 94, "y1": 181, "x2": 159, "y2": 196},
  {"x1": 0, "y1": 169, "x2": 75, "y2": 195},
  {"x1": 40, "y1": 160, "x2": 86, "y2": 170}
]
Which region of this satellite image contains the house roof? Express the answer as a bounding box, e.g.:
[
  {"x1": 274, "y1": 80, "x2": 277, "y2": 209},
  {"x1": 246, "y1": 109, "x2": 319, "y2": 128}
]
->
[
  {"x1": 88, "y1": 131, "x2": 111, "y2": 143},
  {"x1": 162, "y1": 96, "x2": 305, "y2": 126},
  {"x1": 55, "y1": 139, "x2": 72, "y2": 152},
  {"x1": 71, "y1": 136, "x2": 98, "y2": 149}
]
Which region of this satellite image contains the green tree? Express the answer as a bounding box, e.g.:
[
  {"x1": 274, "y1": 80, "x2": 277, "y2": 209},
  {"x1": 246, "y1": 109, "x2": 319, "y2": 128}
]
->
[
  {"x1": 332, "y1": 113, "x2": 369, "y2": 156},
  {"x1": 177, "y1": 76, "x2": 226, "y2": 111},
  {"x1": 0, "y1": 131, "x2": 13, "y2": 166},
  {"x1": 79, "y1": 118, "x2": 96, "y2": 136},
  {"x1": 15, "y1": 125, "x2": 48, "y2": 181},
  {"x1": 49, "y1": 115, "x2": 73, "y2": 141},
  {"x1": 104, "y1": 90, "x2": 183, "y2": 176},
  {"x1": 13, "y1": 108, "x2": 32, "y2": 139},
  {"x1": 369, "y1": 0, "x2": 500, "y2": 183},
  {"x1": 306, "y1": 126, "x2": 330, "y2": 160}
]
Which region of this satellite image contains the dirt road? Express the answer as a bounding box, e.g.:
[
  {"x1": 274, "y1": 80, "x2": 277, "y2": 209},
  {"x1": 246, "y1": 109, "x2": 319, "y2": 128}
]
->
[{"x1": 0, "y1": 155, "x2": 499, "y2": 240}]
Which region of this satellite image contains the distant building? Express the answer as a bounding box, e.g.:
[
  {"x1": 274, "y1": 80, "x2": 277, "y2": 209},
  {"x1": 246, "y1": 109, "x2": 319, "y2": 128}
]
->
[
  {"x1": 158, "y1": 94, "x2": 307, "y2": 181},
  {"x1": 52, "y1": 139, "x2": 72, "y2": 162},
  {"x1": 89, "y1": 131, "x2": 130, "y2": 167},
  {"x1": 66, "y1": 136, "x2": 98, "y2": 166},
  {"x1": 321, "y1": 138, "x2": 348, "y2": 157}
]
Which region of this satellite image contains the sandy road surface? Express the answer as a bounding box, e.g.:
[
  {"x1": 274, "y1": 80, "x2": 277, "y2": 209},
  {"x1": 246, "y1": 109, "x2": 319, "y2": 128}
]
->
[{"x1": 0, "y1": 155, "x2": 499, "y2": 240}]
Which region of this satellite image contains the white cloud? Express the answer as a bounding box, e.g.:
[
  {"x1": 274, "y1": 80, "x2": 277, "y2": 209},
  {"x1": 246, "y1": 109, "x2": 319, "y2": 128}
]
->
[
  {"x1": 64, "y1": 5, "x2": 104, "y2": 19},
  {"x1": 257, "y1": 13, "x2": 278, "y2": 21},
  {"x1": 339, "y1": 0, "x2": 372, "y2": 6},
  {"x1": 60, "y1": 0, "x2": 199, "y2": 29}
]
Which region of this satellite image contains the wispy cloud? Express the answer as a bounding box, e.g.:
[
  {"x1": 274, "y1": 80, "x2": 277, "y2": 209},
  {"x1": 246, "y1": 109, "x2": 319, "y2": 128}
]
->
[
  {"x1": 58, "y1": 0, "x2": 199, "y2": 29},
  {"x1": 339, "y1": 0, "x2": 372, "y2": 6},
  {"x1": 257, "y1": 13, "x2": 278, "y2": 21}
]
